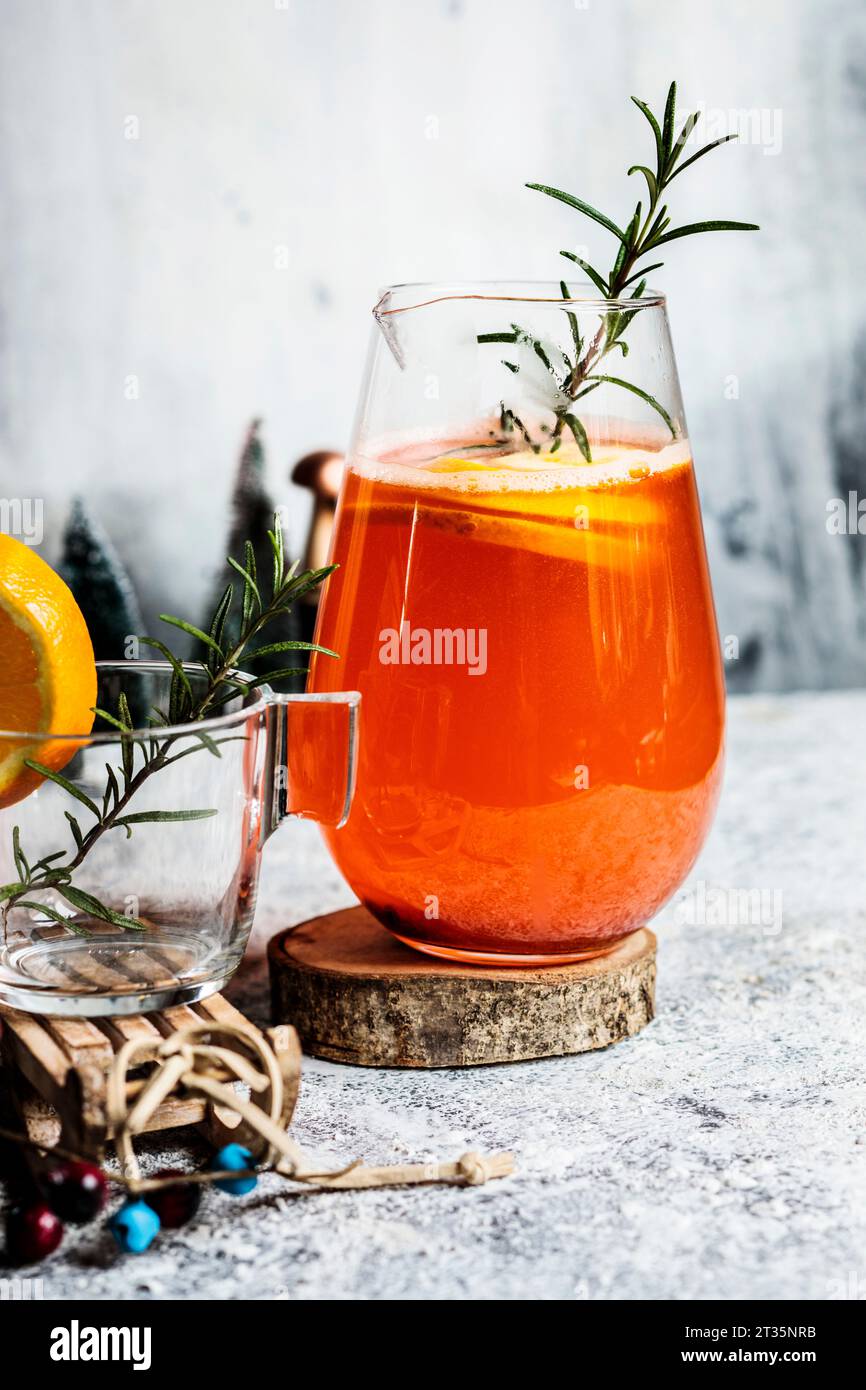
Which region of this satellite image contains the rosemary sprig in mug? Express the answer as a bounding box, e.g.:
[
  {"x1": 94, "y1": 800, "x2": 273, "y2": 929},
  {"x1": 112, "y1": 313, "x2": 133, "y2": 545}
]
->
[
  {"x1": 0, "y1": 516, "x2": 336, "y2": 939},
  {"x1": 480, "y1": 80, "x2": 759, "y2": 457}
]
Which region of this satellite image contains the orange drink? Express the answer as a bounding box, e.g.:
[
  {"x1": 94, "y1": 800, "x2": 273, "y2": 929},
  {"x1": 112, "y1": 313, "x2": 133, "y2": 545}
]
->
[{"x1": 310, "y1": 436, "x2": 724, "y2": 963}]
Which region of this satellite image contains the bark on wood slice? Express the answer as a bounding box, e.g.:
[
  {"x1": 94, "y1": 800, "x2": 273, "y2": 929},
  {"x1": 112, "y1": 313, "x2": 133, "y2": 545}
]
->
[{"x1": 268, "y1": 907, "x2": 656, "y2": 1068}]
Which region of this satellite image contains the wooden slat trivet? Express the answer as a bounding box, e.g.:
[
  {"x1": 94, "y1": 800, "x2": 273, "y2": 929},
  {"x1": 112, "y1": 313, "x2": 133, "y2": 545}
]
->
[
  {"x1": 269, "y1": 906, "x2": 656, "y2": 1067},
  {"x1": 0, "y1": 994, "x2": 301, "y2": 1160}
]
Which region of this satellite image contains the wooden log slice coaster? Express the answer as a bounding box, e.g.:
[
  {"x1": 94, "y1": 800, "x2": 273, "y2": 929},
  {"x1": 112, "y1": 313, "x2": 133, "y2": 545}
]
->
[{"x1": 269, "y1": 907, "x2": 656, "y2": 1068}]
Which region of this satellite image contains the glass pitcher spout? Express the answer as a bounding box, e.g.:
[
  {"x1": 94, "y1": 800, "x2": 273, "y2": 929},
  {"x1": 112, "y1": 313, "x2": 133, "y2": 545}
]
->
[{"x1": 261, "y1": 690, "x2": 360, "y2": 839}]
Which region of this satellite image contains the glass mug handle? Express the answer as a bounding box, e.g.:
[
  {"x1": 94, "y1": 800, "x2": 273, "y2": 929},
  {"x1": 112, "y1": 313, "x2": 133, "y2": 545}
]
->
[{"x1": 262, "y1": 691, "x2": 360, "y2": 836}]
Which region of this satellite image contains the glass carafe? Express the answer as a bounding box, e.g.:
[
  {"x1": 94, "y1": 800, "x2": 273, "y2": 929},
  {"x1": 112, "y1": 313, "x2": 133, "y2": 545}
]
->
[{"x1": 309, "y1": 283, "x2": 724, "y2": 964}]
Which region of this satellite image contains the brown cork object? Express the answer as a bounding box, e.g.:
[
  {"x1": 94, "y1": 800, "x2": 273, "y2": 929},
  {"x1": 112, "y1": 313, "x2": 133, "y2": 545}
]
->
[{"x1": 268, "y1": 906, "x2": 656, "y2": 1067}]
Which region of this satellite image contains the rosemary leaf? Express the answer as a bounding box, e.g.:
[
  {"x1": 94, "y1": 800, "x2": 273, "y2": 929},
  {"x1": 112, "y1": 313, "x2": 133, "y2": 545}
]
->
[
  {"x1": 14, "y1": 902, "x2": 92, "y2": 936},
  {"x1": 64, "y1": 811, "x2": 85, "y2": 850},
  {"x1": 12, "y1": 827, "x2": 29, "y2": 882},
  {"x1": 532, "y1": 339, "x2": 553, "y2": 373},
  {"x1": 92, "y1": 706, "x2": 132, "y2": 733},
  {"x1": 159, "y1": 613, "x2": 224, "y2": 656},
  {"x1": 667, "y1": 132, "x2": 740, "y2": 181},
  {"x1": 649, "y1": 218, "x2": 760, "y2": 248},
  {"x1": 277, "y1": 565, "x2": 337, "y2": 606},
  {"x1": 118, "y1": 691, "x2": 135, "y2": 783},
  {"x1": 227, "y1": 557, "x2": 261, "y2": 627},
  {"x1": 267, "y1": 526, "x2": 284, "y2": 593},
  {"x1": 189, "y1": 730, "x2": 222, "y2": 758},
  {"x1": 630, "y1": 97, "x2": 664, "y2": 171},
  {"x1": 23, "y1": 760, "x2": 100, "y2": 817},
  {"x1": 526, "y1": 184, "x2": 628, "y2": 244},
  {"x1": 103, "y1": 763, "x2": 121, "y2": 816},
  {"x1": 669, "y1": 110, "x2": 701, "y2": 170},
  {"x1": 114, "y1": 809, "x2": 218, "y2": 827},
  {"x1": 247, "y1": 640, "x2": 338, "y2": 661},
  {"x1": 244, "y1": 540, "x2": 261, "y2": 622},
  {"x1": 627, "y1": 164, "x2": 658, "y2": 204},
  {"x1": 562, "y1": 413, "x2": 592, "y2": 462},
  {"x1": 138, "y1": 637, "x2": 194, "y2": 704},
  {"x1": 162, "y1": 734, "x2": 248, "y2": 766},
  {"x1": 560, "y1": 280, "x2": 582, "y2": 359},
  {"x1": 643, "y1": 203, "x2": 670, "y2": 247},
  {"x1": 56, "y1": 884, "x2": 147, "y2": 931},
  {"x1": 572, "y1": 380, "x2": 602, "y2": 402},
  {"x1": 588, "y1": 374, "x2": 677, "y2": 435},
  {"x1": 208, "y1": 583, "x2": 234, "y2": 674},
  {"x1": 246, "y1": 666, "x2": 312, "y2": 686},
  {"x1": 168, "y1": 666, "x2": 185, "y2": 725},
  {"x1": 1, "y1": 869, "x2": 69, "y2": 902},
  {"x1": 117, "y1": 692, "x2": 133, "y2": 729},
  {"x1": 661, "y1": 80, "x2": 678, "y2": 166},
  {"x1": 30, "y1": 850, "x2": 68, "y2": 872},
  {"x1": 619, "y1": 263, "x2": 664, "y2": 289},
  {"x1": 559, "y1": 252, "x2": 610, "y2": 298}
]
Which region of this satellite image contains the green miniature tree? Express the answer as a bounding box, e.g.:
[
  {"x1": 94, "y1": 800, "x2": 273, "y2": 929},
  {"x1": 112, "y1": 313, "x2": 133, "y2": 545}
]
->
[
  {"x1": 58, "y1": 498, "x2": 144, "y2": 660},
  {"x1": 200, "y1": 420, "x2": 303, "y2": 690}
]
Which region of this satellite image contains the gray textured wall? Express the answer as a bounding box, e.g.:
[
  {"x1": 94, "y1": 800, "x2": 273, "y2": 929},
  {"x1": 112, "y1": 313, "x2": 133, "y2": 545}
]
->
[{"x1": 1, "y1": 0, "x2": 862, "y2": 690}]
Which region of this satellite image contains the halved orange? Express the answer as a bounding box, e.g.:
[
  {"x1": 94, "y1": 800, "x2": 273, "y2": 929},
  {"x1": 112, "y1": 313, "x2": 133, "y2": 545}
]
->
[{"x1": 0, "y1": 534, "x2": 97, "y2": 809}]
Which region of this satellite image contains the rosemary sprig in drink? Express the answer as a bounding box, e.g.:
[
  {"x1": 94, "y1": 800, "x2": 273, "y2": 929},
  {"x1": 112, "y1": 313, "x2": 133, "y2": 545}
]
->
[
  {"x1": 480, "y1": 80, "x2": 759, "y2": 458},
  {"x1": 0, "y1": 515, "x2": 336, "y2": 937}
]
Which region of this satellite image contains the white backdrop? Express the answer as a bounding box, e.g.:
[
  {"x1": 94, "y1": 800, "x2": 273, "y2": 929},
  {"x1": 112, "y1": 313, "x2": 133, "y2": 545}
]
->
[{"x1": 1, "y1": 0, "x2": 863, "y2": 690}]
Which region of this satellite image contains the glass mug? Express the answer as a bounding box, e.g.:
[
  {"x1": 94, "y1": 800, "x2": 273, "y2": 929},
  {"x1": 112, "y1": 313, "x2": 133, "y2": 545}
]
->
[
  {"x1": 0, "y1": 662, "x2": 359, "y2": 1014},
  {"x1": 310, "y1": 282, "x2": 725, "y2": 964}
]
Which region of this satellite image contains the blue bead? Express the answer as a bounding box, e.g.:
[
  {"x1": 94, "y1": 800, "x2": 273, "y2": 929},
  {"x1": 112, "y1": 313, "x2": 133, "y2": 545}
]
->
[
  {"x1": 108, "y1": 1199, "x2": 161, "y2": 1254},
  {"x1": 212, "y1": 1144, "x2": 257, "y2": 1195}
]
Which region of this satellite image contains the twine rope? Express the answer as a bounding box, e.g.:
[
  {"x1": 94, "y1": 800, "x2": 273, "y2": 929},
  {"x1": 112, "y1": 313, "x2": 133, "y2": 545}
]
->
[{"x1": 105, "y1": 1020, "x2": 513, "y2": 1194}]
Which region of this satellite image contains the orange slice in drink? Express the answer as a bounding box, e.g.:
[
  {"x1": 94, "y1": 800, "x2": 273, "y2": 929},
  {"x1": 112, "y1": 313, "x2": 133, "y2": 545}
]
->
[
  {"x1": 0, "y1": 534, "x2": 97, "y2": 809},
  {"x1": 410, "y1": 488, "x2": 666, "y2": 569}
]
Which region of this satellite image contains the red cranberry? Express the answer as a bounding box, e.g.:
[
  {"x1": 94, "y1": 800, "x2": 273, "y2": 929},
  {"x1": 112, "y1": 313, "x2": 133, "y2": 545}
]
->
[
  {"x1": 142, "y1": 1169, "x2": 202, "y2": 1229},
  {"x1": 43, "y1": 1160, "x2": 107, "y2": 1223},
  {"x1": 5, "y1": 1202, "x2": 63, "y2": 1264}
]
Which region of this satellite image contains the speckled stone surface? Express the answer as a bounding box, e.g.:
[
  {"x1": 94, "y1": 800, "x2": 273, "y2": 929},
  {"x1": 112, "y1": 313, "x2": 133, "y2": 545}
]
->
[{"x1": 3, "y1": 692, "x2": 864, "y2": 1301}]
